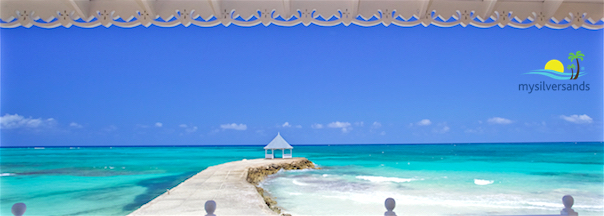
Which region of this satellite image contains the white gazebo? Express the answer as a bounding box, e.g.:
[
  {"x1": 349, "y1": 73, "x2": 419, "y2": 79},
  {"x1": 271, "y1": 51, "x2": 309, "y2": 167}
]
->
[{"x1": 264, "y1": 133, "x2": 293, "y2": 159}]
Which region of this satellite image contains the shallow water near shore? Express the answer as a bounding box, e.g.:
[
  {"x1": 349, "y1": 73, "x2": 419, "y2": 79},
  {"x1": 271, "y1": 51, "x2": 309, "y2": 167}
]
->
[
  {"x1": 263, "y1": 143, "x2": 604, "y2": 216},
  {"x1": 1, "y1": 143, "x2": 602, "y2": 215}
]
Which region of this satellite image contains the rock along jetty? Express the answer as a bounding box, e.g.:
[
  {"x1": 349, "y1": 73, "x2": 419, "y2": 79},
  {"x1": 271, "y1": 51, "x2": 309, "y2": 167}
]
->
[{"x1": 128, "y1": 157, "x2": 316, "y2": 216}]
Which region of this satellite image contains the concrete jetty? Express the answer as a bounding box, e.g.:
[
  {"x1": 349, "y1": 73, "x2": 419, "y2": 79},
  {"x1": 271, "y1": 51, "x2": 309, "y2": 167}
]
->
[{"x1": 128, "y1": 158, "x2": 315, "y2": 216}]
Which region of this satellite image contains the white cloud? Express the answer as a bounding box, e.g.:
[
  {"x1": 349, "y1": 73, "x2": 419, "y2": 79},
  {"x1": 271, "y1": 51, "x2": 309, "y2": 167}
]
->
[
  {"x1": 372, "y1": 122, "x2": 382, "y2": 128},
  {"x1": 354, "y1": 121, "x2": 364, "y2": 126},
  {"x1": 69, "y1": 122, "x2": 83, "y2": 128},
  {"x1": 488, "y1": 117, "x2": 513, "y2": 125},
  {"x1": 380, "y1": 131, "x2": 386, "y2": 136},
  {"x1": 432, "y1": 123, "x2": 450, "y2": 133},
  {"x1": 327, "y1": 121, "x2": 352, "y2": 133},
  {"x1": 429, "y1": 122, "x2": 450, "y2": 134},
  {"x1": 311, "y1": 123, "x2": 324, "y2": 129},
  {"x1": 465, "y1": 127, "x2": 484, "y2": 133},
  {"x1": 155, "y1": 122, "x2": 163, "y2": 127},
  {"x1": 560, "y1": 114, "x2": 593, "y2": 124},
  {"x1": 221, "y1": 123, "x2": 247, "y2": 130},
  {"x1": 281, "y1": 122, "x2": 301, "y2": 128},
  {"x1": 185, "y1": 126, "x2": 198, "y2": 133},
  {"x1": 328, "y1": 121, "x2": 351, "y2": 128},
  {"x1": 178, "y1": 124, "x2": 198, "y2": 133},
  {"x1": 104, "y1": 125, "x2": 118, "y2": 132},
  {"x1": 1, "y1": 114, "x2": 57, "y2": 129},
  {"x1": 416, "y1": 119, "x2": 432, "y2": 126},
  {"x1": 524, "y1": 121, "x2": 547, "y2": 127}
]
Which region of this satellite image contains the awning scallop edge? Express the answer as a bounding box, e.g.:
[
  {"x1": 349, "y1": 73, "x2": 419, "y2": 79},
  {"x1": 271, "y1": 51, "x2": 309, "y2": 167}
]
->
[{"x1": 1, "y1": 0, "x2": 602, "y2": 29}]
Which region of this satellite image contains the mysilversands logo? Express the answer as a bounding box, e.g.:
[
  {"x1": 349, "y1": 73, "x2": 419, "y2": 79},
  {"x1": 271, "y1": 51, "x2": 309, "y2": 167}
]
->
[{"x1": 519, "y1": 51, "x2": 590, "y2": 94}]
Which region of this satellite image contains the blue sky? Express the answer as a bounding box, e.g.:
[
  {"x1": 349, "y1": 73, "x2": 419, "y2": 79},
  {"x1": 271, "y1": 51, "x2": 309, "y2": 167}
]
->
[{"x1": 1, "y1": 24, "x2": 603, "y2": 146}]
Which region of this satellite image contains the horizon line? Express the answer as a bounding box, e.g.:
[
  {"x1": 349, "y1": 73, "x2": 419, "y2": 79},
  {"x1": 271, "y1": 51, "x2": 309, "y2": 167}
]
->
[{"x1": 1, "y1": 141, "x2": 602, "y2": 148}]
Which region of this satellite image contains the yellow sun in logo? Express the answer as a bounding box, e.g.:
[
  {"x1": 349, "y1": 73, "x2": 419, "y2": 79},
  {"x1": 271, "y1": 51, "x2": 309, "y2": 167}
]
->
[{"x1": 544, "y1": 59, "x2": 564, "y2": 73}]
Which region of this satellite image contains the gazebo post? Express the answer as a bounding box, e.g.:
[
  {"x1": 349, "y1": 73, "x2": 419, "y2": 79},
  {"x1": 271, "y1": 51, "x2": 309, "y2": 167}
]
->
[
  {"x1": 265, "y1": 149, "x2": 274, "y2": 159},
  {"x1": 283, "y1": 148, "x2": 292, "y2": 158}
]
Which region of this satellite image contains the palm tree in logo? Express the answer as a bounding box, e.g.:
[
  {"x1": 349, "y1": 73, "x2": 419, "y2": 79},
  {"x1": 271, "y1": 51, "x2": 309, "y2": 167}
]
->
[
  {"x1": 568, "y1": 51, "x2": 584, "y2": 80},
  {"x1": 567, "y1": 64, "x2": 576, "y2": 79}
]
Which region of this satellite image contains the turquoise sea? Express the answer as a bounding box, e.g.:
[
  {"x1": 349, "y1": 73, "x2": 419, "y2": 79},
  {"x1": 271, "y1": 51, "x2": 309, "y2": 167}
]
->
[{"x1": 1, "y1": 143, "x2": 602, "y2": 216}]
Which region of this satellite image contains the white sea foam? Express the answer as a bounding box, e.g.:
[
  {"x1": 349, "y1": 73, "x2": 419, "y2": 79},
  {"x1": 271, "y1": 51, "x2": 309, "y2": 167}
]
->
[
  {"x1": 266, "y1": 176, "x2": 603, "y2": 216},
  {"x1": 356, "y1": 175, "x2": 416, "y2": 183},
  {"x1": 292, "y1": 179, "x2": 309, "y2": 186},
  {"x1": 474, "y1": 179, "x2": 494, "y2": 185},
  {"x1": 284, "y1": 168, "x2": 314, "y2": 173},
  {"x1": 0, "y1": 173, "x2": 14, "y2": 177}
]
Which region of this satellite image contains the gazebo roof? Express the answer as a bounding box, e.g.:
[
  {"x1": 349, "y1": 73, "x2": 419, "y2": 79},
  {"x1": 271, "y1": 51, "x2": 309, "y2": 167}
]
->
[{"x1": 264, "y1": 133, "x2": 293, "y2": 149}]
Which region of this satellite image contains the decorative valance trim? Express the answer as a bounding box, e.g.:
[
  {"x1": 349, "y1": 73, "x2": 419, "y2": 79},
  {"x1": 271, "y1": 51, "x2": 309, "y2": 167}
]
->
[{"x1": 1, "y1": 0, "x2": 602, "y2": 29}]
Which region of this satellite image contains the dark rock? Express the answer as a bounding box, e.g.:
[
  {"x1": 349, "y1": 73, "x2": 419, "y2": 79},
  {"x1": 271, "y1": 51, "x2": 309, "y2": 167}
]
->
[{"x1": 247, "y1": 158, "x2": 316, "y2": 214}]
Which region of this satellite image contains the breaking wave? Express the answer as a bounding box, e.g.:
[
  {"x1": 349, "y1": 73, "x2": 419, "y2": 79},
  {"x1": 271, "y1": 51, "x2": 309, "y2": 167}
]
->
[
  {"x1": 356, "y1": 175, "x2": 417, "y2": 183},
  {"x1": 474, "y1": 179, "x2": 494, "y2": 185}
]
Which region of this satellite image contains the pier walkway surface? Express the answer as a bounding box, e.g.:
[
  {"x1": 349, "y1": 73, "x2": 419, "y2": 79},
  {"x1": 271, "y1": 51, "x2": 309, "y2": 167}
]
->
[{"x1": 128, "y1": 158, "x2": 310, "y2": 216}]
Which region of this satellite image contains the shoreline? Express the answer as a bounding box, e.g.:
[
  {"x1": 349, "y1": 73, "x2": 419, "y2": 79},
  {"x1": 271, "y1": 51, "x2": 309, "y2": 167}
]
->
[
  {"x1": 128, "y1": 157, "x2": 316, "y2": 216},
  {"x1": 246, "y1": 158, "x2": 317, "y2": 214}
]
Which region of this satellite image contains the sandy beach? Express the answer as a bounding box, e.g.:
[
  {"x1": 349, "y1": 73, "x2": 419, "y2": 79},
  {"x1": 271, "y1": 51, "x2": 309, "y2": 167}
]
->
[{"x1": 127, "y1": 157, "x2": 315, "y2": 216}]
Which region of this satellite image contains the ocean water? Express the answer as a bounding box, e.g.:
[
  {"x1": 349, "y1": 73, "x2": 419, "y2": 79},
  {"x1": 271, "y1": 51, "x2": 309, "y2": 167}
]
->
[{"x1": 1, "y1": 143, "x2": 602, "y2": 216}]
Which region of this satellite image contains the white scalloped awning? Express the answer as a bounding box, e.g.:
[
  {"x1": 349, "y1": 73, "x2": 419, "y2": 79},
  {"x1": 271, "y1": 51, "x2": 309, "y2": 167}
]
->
[{"x1": 0, "y1": 0, "x2": 602, "y2": 29}]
